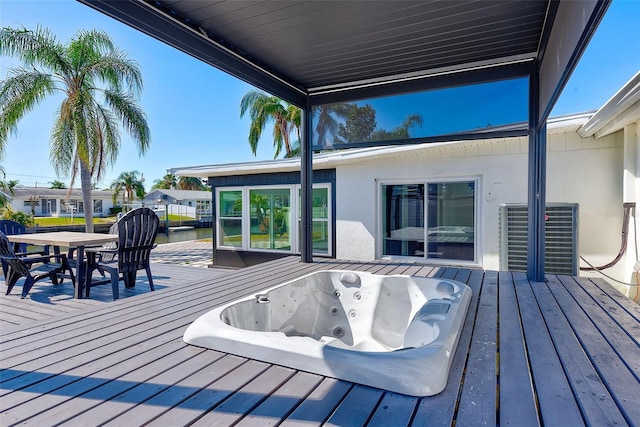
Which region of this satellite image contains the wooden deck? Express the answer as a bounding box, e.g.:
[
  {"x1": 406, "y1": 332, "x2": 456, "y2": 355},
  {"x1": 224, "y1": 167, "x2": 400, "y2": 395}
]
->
[
  {"x1": 1, "y1": 256, "x2": 639, "y2": 426},
  {"x1": 0, "y1": 263, "x2": 227, "y2": 332}
]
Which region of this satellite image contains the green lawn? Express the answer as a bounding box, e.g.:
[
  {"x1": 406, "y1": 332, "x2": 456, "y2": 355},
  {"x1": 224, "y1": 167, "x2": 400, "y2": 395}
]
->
[
  {"x1": 34, "y1": 214, "x2": 191, "y2": 227},
  {"x1": 34, "y1": 217, "x2": 116, "y2": 226}
]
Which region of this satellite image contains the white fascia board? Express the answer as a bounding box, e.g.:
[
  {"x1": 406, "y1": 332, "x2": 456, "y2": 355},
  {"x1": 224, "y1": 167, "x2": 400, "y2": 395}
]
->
[{"x1": 578, "y1": 71, "x2": 640, "y2": 138}]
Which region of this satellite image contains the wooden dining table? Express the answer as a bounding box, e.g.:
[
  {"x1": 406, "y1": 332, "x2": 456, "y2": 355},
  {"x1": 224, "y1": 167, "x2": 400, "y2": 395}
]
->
[{"x1": 7, "y1": 231, "x2": 119, "y2": 299}]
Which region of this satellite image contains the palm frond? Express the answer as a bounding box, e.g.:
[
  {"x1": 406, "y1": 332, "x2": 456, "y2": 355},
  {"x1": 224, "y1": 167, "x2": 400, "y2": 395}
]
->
[
  {"x1": 0, "y1": 25, "x2": 66, "y2": 72},
  {"x1": 102, "y1": 89, "x2": 149, "y2": 153},
  {"x1": 0, "y1": 70, "x2": 57, "y2": 149},
  {"x1": 87, "y1": 53, "x2": 143, "y2": 94}
]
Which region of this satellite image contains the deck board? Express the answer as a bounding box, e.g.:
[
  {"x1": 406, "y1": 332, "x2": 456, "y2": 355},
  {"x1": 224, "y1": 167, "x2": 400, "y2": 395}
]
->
[
  {"x1": 498, "y1": 271, "x2": 539, "y2": 426},
  {"x1": 455, "y1": 270, "x2": 498, "y2": 426},
  {"x1": 367, "y1": 392, "x2": 418, "y2": 427},
  {"x1": 530, "y1": 277, "x2": 628, "y2": 425},
  {"x1": 280, "y1": 378, "x2": 352, "y2": 426},
  {"x1": 512, "y1": 272, "x2": 585, "y2": 426},
  {"x1": 546, "y1": 275, "x2": 640, "y2": 423},
  {"x1": 324, "y1": 384, "x2": 384, "y2": 427},
  {"x1": 411, "y1": 269, "x2": 483, "y2": 427},
  {"x1": 2, "y1": 256, "x2": 640, "y2": 426}
]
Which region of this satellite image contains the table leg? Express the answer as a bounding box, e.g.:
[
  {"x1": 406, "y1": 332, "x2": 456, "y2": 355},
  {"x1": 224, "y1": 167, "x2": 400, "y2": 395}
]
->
[{"x1": 75, "y1": 246, "x2": 85, "y2": 299}]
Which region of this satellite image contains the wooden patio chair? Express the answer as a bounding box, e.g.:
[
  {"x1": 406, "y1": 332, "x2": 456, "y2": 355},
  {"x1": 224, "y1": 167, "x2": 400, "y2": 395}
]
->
[
  {"x1": 0, "y1": 231, "x2": 75, "y2": 298},
  {"x1": 84, "y1": 207, "x2": 159, "y2": 300}
]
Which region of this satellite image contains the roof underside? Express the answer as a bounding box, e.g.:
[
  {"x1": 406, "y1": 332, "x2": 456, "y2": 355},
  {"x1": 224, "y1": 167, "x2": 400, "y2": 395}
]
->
[
  {"x1": 79, "y1": 0, "x2": 565, "y2": 106},
  {"x1": 162, "y1": 0, "x2": 546, "y2": 90}
]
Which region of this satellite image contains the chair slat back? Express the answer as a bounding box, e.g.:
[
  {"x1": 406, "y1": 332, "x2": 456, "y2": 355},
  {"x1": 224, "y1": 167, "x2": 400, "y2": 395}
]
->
[
  {"x1": 0, "y1": 220, "x2": 26, "y2": 236},
  {"x1": 0, "y1": 231, "x2": 30, "y2": 276},
  {"x1": 117, "y1": 208, "x2": 159, "y2": 274},
  {"x1": 0, "y1": 220, "x2": 27, "y2": 252}
]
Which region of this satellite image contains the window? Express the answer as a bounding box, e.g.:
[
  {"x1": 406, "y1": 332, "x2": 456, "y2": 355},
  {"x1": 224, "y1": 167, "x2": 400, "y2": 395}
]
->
[
  {"x1": 250, "y1": 188, "x2": 291, "y2": 250},
  {"x1": 380, "y1": 179, "x2": 477, "y2": 263},
  {"x1": 216, "y1": 184, "x2": 332, "y2": 255},
  {"x1": 298, "y1": 186, "x2": 330, "y2": 255},
  {"x1": 381, "y1": 184, "x2": 425, "y2": 257},
  {"x1": 41, "y1": 199, "x2": 56, "y2": 214},
  {"x1": 312, "y1": 78, "x2": 528, "y2": 150},
  {"x1": 218, "y1": 190, "x2": 242, "y2": 248},
  {"x1": 61, "y1": 200, "x2": 84, "y2": 213},
  {"x1": 196, "y1": 199, "x2": 211, "y2": 214},
  {"x1": 93, "y1": 200, "x2": 103, "y2": 214}
]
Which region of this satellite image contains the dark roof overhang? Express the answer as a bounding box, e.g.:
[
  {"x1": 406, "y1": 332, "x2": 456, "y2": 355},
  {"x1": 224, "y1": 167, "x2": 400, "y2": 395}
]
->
[{"x1": 78, "y1": 0, "x2": 609, "y2": 120}]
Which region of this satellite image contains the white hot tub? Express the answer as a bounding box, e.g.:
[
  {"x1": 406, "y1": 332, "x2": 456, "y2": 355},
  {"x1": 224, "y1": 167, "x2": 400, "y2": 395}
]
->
[{"x1": 183, "y1": 270, "x2": 472, "y2": 396}]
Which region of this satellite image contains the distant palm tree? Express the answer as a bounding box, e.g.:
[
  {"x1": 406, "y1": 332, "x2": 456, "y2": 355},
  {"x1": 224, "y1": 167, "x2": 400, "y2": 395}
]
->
[
  {"x1": 177, "y1": 176, "x2": 208, "y2": 191},
  {"x1": 315, "y1": 104, "x2": 350, "y2": 147},
  {"x1": 1, "y1": 179, "x2": 19, "y2": 195},
  {"x1": 0, "y1": 177, "x2": 17, "y2": 209},
  {"x1": 152, "y1": 173, "x2": 177, "y2": 190},
  {"x1": 111, "y1": 170, "x2": 145, "y2": 207},
  {"x1": 0, "y1": 26, "x2": 150, "y2": 232},
  {"x1": 48, "y1": 180, "x2": 66, "y2": 189},
  {"x1": 240, "y1": 90, "x2": 300, "y2": 158}
]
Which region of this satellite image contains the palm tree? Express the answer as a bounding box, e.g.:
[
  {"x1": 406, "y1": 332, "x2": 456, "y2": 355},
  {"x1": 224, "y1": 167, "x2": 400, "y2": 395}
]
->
[
  {"x1": 240, "y1": 90, "x2": 300, "y2": 158},
  {"x1": 1, "y1": 179, "x2": 19, "y2": 195},
  {"x1": 48, "y1": 180, "x2": 66, "y2": 189},
  {"x1": 0, "y1": 26, "x2": 150, "y2": 232},
  {"x1": 111, "y1": 170, "x2": 145, "y2": 207},
  {"x1": 0, "y1": 179, "x2": 19, "y2": 211},
  {"x1": 177, "y1": 176, "x2": 208, "y2": 191},
  {"x1": 0, "y1": 172, "x2": 15, "y2": 209},
  {"x1": 314, "y1": 103, "x2": 350, "y2": 147},
  {"x1": 152, "y1": 173, "x2": 177, "y2": 190}
]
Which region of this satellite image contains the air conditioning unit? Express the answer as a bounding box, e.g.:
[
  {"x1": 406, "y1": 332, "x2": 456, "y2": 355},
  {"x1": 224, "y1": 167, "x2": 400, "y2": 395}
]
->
[{"x1": 499, "y1": 203, "x2": 579, "y2": 275}]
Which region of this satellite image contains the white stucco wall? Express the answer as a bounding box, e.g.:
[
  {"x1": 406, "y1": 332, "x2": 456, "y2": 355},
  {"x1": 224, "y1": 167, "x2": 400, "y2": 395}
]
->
[
  {"x1": 10, "y1": 196, "x2": 114, "y2": 217},
  {"x1": 335, "y1": 128, "x2": 624, "y2": 276}
]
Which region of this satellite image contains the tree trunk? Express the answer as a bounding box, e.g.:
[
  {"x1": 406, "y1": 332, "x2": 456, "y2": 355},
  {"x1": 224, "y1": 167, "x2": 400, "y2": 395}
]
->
[
  {"x1": 283, "y1": 124, "x2": 292, "y2": 157},
  {"x1": 80, "y1": 162, "x2": 94, "y2": 233}
]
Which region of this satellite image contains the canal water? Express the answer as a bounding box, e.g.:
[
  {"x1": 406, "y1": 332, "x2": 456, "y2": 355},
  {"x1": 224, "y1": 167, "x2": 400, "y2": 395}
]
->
[{"x1": 154, "y1": 227, "x2": 213, "y2": 244}]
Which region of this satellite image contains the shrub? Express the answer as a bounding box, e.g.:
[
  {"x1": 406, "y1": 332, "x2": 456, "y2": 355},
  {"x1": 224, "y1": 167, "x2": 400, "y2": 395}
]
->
[{"x1": 0, "y1": 207, "x2": 34, "y2": 226}]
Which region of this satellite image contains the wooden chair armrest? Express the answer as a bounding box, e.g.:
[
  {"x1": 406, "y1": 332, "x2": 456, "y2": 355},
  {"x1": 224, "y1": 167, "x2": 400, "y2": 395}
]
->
[
  {"x1": 15, "y1": 250, "x2": 48, "y2": 257},
  {"x1": 85, "y1": 247, "x2": 117, "y2": 254}
]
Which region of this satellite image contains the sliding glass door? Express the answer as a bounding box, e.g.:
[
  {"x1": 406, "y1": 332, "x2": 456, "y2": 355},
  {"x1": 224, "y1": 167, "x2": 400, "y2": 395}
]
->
[
  {"x1": 249, "y1": 188, "x2": 291, "y2": 250},
  {"x1": 380, "y1": 179, "x2": 478, "y2": 263}
]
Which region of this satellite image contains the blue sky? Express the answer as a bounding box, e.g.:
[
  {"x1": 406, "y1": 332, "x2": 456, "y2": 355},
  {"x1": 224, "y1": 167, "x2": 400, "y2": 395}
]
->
[{"x1": 1, "y1": 0, "x2": 639, "y2": 189}]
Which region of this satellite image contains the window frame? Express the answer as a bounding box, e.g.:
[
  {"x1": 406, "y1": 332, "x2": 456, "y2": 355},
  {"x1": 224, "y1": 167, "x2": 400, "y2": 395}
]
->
[
  {"x1": 247, "y1": 185, "x2": 294, "y2": 253},
  {"x1": 294, "y1": 183, "x2": 332, "y2": 256},
  {"x1": 216, "y1": 187, "x2": 244, "y2": 250},
  {"x1": 216, "y1": 183, "x2": 333, "y2": 256},
  {"x1": 377, "y1": 176, "x2": 481, "y2": 266}
]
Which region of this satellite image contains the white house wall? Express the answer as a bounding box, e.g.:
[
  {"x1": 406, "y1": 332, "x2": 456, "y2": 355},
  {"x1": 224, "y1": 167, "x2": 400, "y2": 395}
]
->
[
  {"x1": 622, "y1": 123, "x2": 639, "y2": 298},
  {"x1": 335, "y1": 129, "x2": 624, "y2": 276},
  {"x1": 9, "y1": 196, "x2": 114, "y2": 217}
]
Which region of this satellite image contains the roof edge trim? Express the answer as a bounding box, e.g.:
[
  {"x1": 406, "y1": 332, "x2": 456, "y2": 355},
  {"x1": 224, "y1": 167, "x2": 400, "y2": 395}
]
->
[
  {"x1": 308, "y1": 54, "x2": 535, "y2": 96},
  {"x1": 578, "y1": 71, "x2": 640, "y2": 138}
]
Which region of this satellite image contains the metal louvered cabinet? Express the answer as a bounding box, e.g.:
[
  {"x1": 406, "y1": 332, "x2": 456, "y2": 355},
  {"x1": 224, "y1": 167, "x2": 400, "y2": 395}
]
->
[{"x1": 499, "y1": 203, "x2": 579, "y2": 275}]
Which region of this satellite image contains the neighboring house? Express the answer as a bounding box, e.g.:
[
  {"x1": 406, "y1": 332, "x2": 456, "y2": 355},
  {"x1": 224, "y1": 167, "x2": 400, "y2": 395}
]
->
[
  {"x1": 0, "y1": 187, "x2": 114, "y2": 218},
  {"x1": 170, "y1": 74, "x2": 639, "y2": 295},
  {"x1": 143, "y1": 189, "x2": 212, "y2": 219}
]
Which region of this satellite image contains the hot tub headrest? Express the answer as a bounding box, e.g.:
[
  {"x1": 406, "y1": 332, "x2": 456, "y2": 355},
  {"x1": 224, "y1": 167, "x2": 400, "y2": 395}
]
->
[{"x1": 339, "y1": 272, "x2": 361, "y2": 288}]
